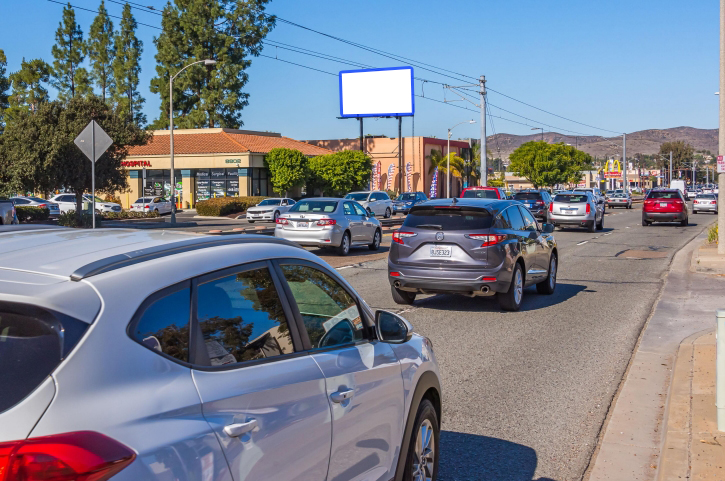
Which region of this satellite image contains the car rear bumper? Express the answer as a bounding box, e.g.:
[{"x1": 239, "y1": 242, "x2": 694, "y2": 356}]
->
[
  {"x1": 274, "y1": 226, "x2": 344, "y2": 247},
  {"x1": 693, "y1": 205, "x2": 717, "y2": 212},
  {"x1": 387, "y1": 260, "x2": 511, "y2": 295},
  {"x1": 549, "y1": 213, "x2": 595, "y2": 226},
  {"x1": 642, "y1": 211, "x2": 687, "y2": 222}
]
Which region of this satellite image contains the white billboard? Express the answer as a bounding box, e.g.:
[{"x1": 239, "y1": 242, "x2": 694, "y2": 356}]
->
[{"x1": 339, "y1": 67, "x2": 415, "y2": 118}]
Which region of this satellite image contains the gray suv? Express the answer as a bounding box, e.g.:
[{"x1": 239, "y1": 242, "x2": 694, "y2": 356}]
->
[
  {"x1": 388, "y1": 199, "x2": 558, "y2": 311},
  {"x1": 0, "y1": 229, "x2": 441, "y2": 481}
]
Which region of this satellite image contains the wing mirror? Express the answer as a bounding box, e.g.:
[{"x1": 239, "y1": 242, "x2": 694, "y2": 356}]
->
[
  {"x1": 368, "y1": 211, "x2": 376, "y2": 217},
  {"x1": 542, "y1": 223, "x2": 555, "y2": 234},
  {"x1": 375, "y1": 310, "x2": 413, "y2": 343}
]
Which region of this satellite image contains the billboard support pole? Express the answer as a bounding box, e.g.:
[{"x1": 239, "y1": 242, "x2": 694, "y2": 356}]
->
[
  {"x1": 359, "y1": 117, "x2": 363, "y2": 152},
  {"x1": 398, "y1": 116, "x2": 403, "y2": 194}
]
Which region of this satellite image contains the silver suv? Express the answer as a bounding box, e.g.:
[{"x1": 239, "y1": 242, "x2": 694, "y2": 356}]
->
[{"x1": 0, "y1": 228, "x2": 441, "y2": 481}]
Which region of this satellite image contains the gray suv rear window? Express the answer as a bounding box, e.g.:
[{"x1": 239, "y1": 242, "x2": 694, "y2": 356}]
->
[
  {"x1": 404, "y1": 206, "x2": 493, "y2": 230},
  {"x1": 0, "y1": 303, "x2": 88, "y2": 414}
]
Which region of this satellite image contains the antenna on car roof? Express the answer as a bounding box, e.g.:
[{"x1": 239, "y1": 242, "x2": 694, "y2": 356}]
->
[{"x1": 452, "y1": 196, "x2": 458, "y2": 204}]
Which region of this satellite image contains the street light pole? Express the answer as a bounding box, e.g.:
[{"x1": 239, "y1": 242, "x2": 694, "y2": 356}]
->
[
  {"x1": 169, "y1": 59, "x2": 217, "y2": 225},
  {"x1": 447, "y1": 120, "x2": 476, "y2": 198},
  {"x1": 532, "y1": 127, "x2": 543, "y2": 142},
  {"x1": 720, "y1": 0, "x2": 725, "y2": 254}
]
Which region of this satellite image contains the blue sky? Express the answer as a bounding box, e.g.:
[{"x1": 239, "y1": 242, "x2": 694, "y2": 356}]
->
[{"x1": 0, "y1": 0, "x2": 718, "y2": 143}]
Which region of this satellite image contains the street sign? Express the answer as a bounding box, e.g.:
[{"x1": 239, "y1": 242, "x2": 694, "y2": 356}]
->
[
  {"x1": 73, "y1": 120, "x2": 113, "y2": 229},
  {"x1": 74, "y1": 120, "x2": 113, "y2": 162},
  {"x1": 718, "y1": 155, "x2": 725, "y2": 174}
]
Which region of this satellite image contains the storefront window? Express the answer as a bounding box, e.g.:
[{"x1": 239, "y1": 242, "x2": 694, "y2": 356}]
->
[
  {"x1": 226, "y1": 169, "x2": 239, "y2": 197},
  {"x1": 210, "y1": 169, "x2": 226, "y2": 197},
  {"x1": 250, "y1": 168, "x2": 270, "y2": 197},
  {"x1": 196, "y1": 170, "x2": 210, "y2": 201}
]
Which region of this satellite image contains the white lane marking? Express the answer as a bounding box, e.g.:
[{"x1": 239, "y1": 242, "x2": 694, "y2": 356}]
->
[
  {"x1": 337, "y1": 265, "x2": 354, "y2": 270},
  {"x1": 626, "y1": 226, "x2": 630, "y2": 228},
  {"x1": 577, "y1": 241, "x2": 589, "y2": 245},
  {"x1": 604, "y1": 232, "x2": 612, "y2": 236}
]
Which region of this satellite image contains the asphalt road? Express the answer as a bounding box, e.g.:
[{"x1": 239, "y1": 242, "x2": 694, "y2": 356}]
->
[{"x1": 327, "y1": 205, "x2": 716, "y2": 481}]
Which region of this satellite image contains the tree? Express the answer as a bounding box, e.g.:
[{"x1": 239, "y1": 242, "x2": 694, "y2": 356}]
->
[
  {"x1": 87, "y1": 0, "x2": 115, "y2": 102},
  {"x1": 7, "y1": 58, "x2": 52, "y2": 115},
  {"x1": 0, "y1": 95, "x2": 149, "y2": 224},
  {"x1": 112, "y1": 3, "x2": 145, "y2": 125},
  {"x1": 509, "y1": 141, "x2": 591, "y2": 188},
  {"x1": 426, "y1": 149, "x2": 465, "y2": 197},
  {"x1": 51, "y1": 3, "x2": 89, "y2": 101},
  {"x1": 0, "y1": 50, "x2": 9, "y2": 132},
  {"x1": 488, "y1": 172, "x2": 505, "y2": 187},
  {"x1": 308, "y1": 150, "x2": 372, "y2": 197},
  {"x1": 264, "y1": 148, "x2": 309, "y2": 195},
  {"x1": 659, "y1": 141, "x2": 694, "y2": 171},
  {"x1": 149, "y1": 0, "x2": 275, "y2": 129}
]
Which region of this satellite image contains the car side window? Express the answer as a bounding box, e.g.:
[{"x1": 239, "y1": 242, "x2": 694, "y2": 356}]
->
[
  {"x1": 519, "y1": 207, "x2": 538, "y2": 232},
  {"x1": 279, "y1": 264, "x2": 364, "y2": 349},
  {"x1": 131, "y1": 286, "x2": 191, "y2": 362},
  {"x1": 343, "y1": 202, "x2": 355, "y2": 215},
  {"x1": 353, "y1": 203, "x2": 367, "y2": 216},
  {"x1": 507, "y1": 206, "x2": 526, "y2": 231},
  {"x1": 196, "y1": 266, "x2": 294, "y2": 366},
  {"x1": 380, "y1": 192, "x2": 390, "y2": 200},
  {"x1": 288, "y1": 199, "x2": 296, "y2": 205},
  {"x1": 495, "y1": 209, "x2": 512, "y2": 229},
  {"x1": 13, "y1": 198, "x2": 30, "y2": 204}
]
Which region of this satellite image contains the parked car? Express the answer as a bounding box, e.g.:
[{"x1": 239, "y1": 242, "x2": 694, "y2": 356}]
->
[
  {"x1": 245, "y1": 197, "x2": 296, "y2": 223},
  {"x1": 642, "y1": 189, "x2": 688, "y2": 226},
  {"x1": 345, "y1": 191, "x2": 393, "y2": 218},
  {"x1": 573, "y1": 187, "x2": 606, "y2": 210},
  {"x1": 130, "y1": 197, "x2": 172, "y2": 215},
  {"x1": 693, "y1": 193, "x2": 718, "y2": 215},
  {"x1": 0, "y1": 229, "x2": 441, "y2": 481},
  {"x1": 0, "y1": 199, "x2": 17, "y2": 225},
  {"x1": 275, "y1": 198, "x2": 382, "y2": 255},
  {"x1": 10, "y1": 196, "x2": 61, "y2": 217},
  {"x1": 549, "y1": 191, "x2": 604, "y2": 232},
  {"x1": 393, "y1": 192, "x2": 428, "y2": 215},
  {"x1": 512, "y1": 190, "x2": 553, "y2": 221},
  {"x1": 606, "y1": 192, "x2": 632, "y2": 209},
  {"x1": 460, "y1": 186, "x2": 508, "y2": 199},
  {"x1": 388, "y1": 198, "x2": 558, "y2": 311},
  {"x1": 49, "y1": 194, "x2": 122, "y2": 214}
]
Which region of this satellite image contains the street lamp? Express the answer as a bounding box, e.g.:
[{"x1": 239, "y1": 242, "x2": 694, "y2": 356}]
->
[
  {"x1": 447, "y1": 120, "x2": 476, "y2": 198},
  {"x1": 531, "y1": 127, "x2": 544, "y2": 142},
  {"x1": 169, "y1": 59, "x2": 217, "y2": 224}
]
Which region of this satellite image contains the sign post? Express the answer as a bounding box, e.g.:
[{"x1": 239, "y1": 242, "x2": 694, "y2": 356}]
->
[{"x1": 74, "y1": 120, "x2": 113, "y2": 229}]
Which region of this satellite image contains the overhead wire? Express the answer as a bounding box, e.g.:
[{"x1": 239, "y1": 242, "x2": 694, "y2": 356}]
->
[{"x1": 47, "y1": 0, "x2": 162, "y2": 29}]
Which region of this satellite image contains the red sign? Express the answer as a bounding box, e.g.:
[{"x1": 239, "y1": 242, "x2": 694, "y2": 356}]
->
[
  {"x1": 718, "y1": 155, "x2": 725, "y2": 174},
  {"x1": 604, "y1": 171, "x2": 621, "y2": 178},
  {"x1": 121, "y1": 160, "x2": 152, "y2": 167}
]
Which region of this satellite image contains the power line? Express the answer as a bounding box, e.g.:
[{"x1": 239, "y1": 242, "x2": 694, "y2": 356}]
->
[
  {"x1": 104, "y1": 0, "x2": 164, "y2": 16},
  {"x1": 46, "y1": 0, "x2": 162, "y2": 29},
  {"x1": 258, "y1": 54, "x2": 338, "y2": 77}
]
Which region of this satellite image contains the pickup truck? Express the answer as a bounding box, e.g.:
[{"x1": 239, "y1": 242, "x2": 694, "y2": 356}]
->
[{"x1": 0, "y1": 199, "x2": 18, "y2": 225}]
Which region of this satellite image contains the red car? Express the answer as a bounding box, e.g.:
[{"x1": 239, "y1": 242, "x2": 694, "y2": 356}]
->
[
  {"x1": 642, "y1": 189, "x2": 688, "y2": 226},
  {"x1": 460, "y1": 186, "x2": 508, "y2": 199}
]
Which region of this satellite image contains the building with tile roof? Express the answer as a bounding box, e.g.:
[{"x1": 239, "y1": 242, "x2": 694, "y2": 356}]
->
[{"x1": 117, "y1": 128, "x2": 332, "y2": 209}]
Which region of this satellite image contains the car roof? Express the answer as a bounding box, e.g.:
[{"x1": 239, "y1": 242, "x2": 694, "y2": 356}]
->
[
  {"x1": 0, "y1": 229, "x2": 305, "y2": 280},
  {"x1": 416, "y1": 197, "x2": 517, "y2": 214},
  {"x1": 298, "y1": 197, "x2": 343, "y2": 202}
]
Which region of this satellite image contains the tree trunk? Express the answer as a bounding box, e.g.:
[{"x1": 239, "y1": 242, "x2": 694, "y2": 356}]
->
[{"x1": 75, "y1": 190, "x2": 84, "y2": 226}]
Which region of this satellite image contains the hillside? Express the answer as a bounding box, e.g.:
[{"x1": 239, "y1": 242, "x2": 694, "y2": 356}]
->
[{"x1": 486, "y1": 126, "x2": 717, "y2": 161}]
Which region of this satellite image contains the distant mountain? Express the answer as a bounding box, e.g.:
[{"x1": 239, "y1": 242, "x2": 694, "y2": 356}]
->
[{"x1": 485, "y1": 126, "x2": 717, "y2": 161}]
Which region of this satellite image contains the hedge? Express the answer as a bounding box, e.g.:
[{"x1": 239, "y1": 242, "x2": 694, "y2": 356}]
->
[
  {"x1": 15, "y1": 206, "x2": 50, "y2": 223},
  {"x1": 102, "y1": 211, "x2": 160, "y2": 220},
  {"x1": 58, "y1": 210, "x2": 103, "y2": 228},
  {"x1": 196, "y1": 196, "x2": 268, "y2": 216}
]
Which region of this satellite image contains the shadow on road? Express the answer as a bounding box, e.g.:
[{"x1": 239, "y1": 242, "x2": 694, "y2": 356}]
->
[
  {"x1": 413, "y1": 283, "x2": 587, "y2": 312},
  {"x1": 439, "y1": 431, "x2": 556, "y2": 481}
]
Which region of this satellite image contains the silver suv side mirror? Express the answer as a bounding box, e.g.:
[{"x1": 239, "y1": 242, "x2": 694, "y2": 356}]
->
[{"x1": 375, "y1": 310, "x2": 413, "y2": 343}]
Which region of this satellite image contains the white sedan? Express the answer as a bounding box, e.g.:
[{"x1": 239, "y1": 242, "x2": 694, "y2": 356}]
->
[
  {"x1": 49, "y1": 194, "x2": 122, "y2": 214},
  {"x1": 246, "y1": 198, "x2": 296, "y2": 222},
  {"x1": 130, "y1": 197, "x2": 173, "y2": 215}
]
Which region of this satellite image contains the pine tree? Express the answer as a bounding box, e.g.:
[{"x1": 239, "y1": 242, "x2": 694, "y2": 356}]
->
[
  {"x1": 112, "y1": 3, "x2": 145, "y2": 125},
  {"x1": 0, "y1": 50, "x2": 10, "y2": 132},
  {"x1": 8, "y1": 58, "x2": 52, "y2": 113},
  {"x1": 149, "y1": 0, "x2": 275, "y2": 129},
  {"x1": 51, "y1": 3, "x2": 88, "y2": 101},
  {"x1": 87, "y1": 0, "x2": 115, "y2": 102}
]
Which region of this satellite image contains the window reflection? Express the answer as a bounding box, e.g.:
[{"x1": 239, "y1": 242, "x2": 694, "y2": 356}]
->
[{"x1": 133, "y1": 288, "x2": 191, "y2": 362}]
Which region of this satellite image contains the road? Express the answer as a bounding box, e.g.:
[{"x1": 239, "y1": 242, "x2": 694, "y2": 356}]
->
[{"x1": 323, "y1": 205, "x2": 716, "y2": 481}]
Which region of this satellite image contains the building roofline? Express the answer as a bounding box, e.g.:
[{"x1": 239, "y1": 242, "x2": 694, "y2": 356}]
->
[{"x1": 151, "y1": 128, "x2": 281, "y2": 138}]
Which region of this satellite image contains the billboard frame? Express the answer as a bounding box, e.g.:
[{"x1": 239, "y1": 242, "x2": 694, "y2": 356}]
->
[{"x1": 338, "y1": 66, "x2": 415, "y2": 118}]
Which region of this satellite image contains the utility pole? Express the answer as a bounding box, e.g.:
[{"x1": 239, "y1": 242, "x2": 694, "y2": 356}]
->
[
  {"x1": 669, "y1": 151, "x2": 673, "y2": 188},
  {"x1": 719, "y1": 0, "x2": 725, "y2": 254},
  {"x1": 623, "y1": 133, "x2": 627, "y2": 193},
  {"x1": 480, "y1": 75, "x2": 487, "y2": 187}
]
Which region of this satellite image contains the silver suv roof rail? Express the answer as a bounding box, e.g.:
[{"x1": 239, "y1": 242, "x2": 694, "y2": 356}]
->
[{"x1": 70, "y1": 235, "x2": 301, "y2": 282}]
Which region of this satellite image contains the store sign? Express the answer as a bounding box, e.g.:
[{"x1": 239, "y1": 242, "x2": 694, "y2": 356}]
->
[
  {"x1": 122, "y1": 160, "x2": 152, "y2": 167},
  {"x1": 211, "y1": 168, "x2": 225, "y2": 178},
  {"x1": 225, "y1": 158, "x2": 242, "y2": 164},
  {"x1": 604, "y1": 171, "x2": 621, "y2": 178},
  {"x1": 718, "y1": 155, "x2": 725, "y2": 173},
  {"x1": 238, "y1": 168, "x2": 249, "y2": 177}
]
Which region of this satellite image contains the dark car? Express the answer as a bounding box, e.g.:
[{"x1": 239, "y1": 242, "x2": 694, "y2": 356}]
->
[
  {"x1": 642, "y1": 189, "x2": 688, "y2": 226},
  {"x1": 388, "y1": 198, "x2": 558, "y2": 311},
  {"x1": 512, "y1": 190, "x2": 553, "y2": 221},
  {"x1": 393, "y1": 191, "x2": 428, "y2": 215}
]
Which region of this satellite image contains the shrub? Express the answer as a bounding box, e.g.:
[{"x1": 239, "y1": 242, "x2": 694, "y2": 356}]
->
[
  {"x1": 708, "y1": 223, "x2": 718, "y2": 244},
  {"x1": 58, "y1": 210, "x2": 103, "y2": 228},
  {"x1": 196, "y1": 196, "x2": 268, "y2": 216},
  {"x1": 15, "y1": 206, "x2": 50, "y2": 223},
  {"x1": 102, "y1": 211, "x2": 160, "y2": 220},
  {"x1": 103, "y1": 194, "x2": 123, "y2": 205}
]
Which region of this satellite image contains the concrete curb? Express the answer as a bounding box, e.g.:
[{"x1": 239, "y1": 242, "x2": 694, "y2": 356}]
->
[{"x1": 691, "y1": 240, "x2": 725, "y2": 275}]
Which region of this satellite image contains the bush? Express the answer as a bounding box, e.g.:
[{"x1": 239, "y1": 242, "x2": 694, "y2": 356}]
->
[
  {"x1": 15, "y1": 206, "x2": 50, "y2": 223},
  {"x1": 103, "y1": 194, "x2": 122, "y2": 205},
  {"x1": 58, "y1": 210, "x2": 103, "y2": 228},
  {"x1": 103, "y1": 211, "x2": 160, "y2": 220},
  {"x1": 196, "y1": 196, "x2": 268, "y2": 216},
  {"x1": 708, "y1": 223, "x2": 718, "y2": 244}
]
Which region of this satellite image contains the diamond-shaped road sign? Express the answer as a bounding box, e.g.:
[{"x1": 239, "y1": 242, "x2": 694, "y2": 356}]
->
[{"x1": 74, "y1": 120, "x2": 113, "y2": 162}]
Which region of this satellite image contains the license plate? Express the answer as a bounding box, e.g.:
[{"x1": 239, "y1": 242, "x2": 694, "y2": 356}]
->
[
  {"x1": 660, "y1": 203, "x2": 668, "y2": 207},
  {"x1": 430, "y1": 246, "x2": 451, "y2": 257},
  {"x1": 297, "y1": 222, "x2": 308, "y2": 228}
]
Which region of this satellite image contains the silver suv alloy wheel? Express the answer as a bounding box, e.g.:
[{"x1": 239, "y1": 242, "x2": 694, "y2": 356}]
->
[{"x1": 412, "y1": 419, "x2": 435, "y2": 481}]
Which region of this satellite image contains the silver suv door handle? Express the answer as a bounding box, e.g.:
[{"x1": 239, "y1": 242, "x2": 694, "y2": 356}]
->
[
  {"x1": 330, "y1": 389, "x2": 354, "y2": 403},
  {"x1": 224, "y1": 419, "x2": 257, "y2": 437}
]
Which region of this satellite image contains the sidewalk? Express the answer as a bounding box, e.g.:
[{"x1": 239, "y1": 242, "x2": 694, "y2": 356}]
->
[{"x1": 587, "y1": 229, "x2": 725, "y2": 481}]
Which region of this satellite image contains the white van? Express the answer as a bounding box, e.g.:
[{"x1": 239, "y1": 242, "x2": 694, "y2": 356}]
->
[{"x1": 670, "y1": 180, "x2": 688, "y2": 200}]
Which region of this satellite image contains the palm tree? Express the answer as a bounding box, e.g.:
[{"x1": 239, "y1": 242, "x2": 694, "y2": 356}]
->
[{"x1": 427, "y1": 149, "x2": 465, "y2": 197}]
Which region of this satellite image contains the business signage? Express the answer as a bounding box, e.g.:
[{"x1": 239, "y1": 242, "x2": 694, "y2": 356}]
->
[
  {"x1": 225, "y1": 158, "x2": 242, "y2": 164},
  {"x1": 718, "y1": 155, "x2": 725, "y2": 173},
  {"x1": 121, "y1": 160, "x2": 152, "y2": 167},
  {"x1": 339, "y1": 67, "x2": 415, "y2": 118},
  {"x1": 211, "y1": 168, "x2": 225, "y2": 178},
  {"x1": 604, "y1": 171, "x2": 621, "y2": 179}
]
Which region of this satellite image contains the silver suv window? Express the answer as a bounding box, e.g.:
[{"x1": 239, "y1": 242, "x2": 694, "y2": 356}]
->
[{"x1": 131, "y1": 286, "x2": 191, "y2": 362}]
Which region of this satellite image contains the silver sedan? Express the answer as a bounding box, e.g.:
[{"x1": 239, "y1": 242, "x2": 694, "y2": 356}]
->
[
  {"x1": 693, "y1": 193, "x2": 718, "y2": 214},
  {"x1": 275, "y1": 198, "x2": 382, "y2": 255}
]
